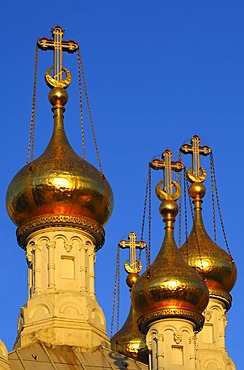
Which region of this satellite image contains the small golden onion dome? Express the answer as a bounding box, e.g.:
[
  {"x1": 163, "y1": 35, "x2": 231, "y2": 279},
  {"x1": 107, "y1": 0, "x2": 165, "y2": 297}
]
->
[
  {"x1": 111, "y1": 305, "x2": 148, "y2": 364},
  {"x1": 132, "y1": 200, "x2": 209, "y2": 334},
  {"x1": 179, "y1": 183, "x2": 237, "y2": 309},
  {"x1": 111, "y1": 273, "x2": 148, "y2": 364},
  {"x1": 6, "y1": 87, "x2": 113, "y2": 247}
]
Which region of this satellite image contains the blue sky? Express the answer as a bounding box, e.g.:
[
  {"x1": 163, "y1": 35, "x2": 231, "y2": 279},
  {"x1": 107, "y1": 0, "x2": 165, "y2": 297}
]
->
[{"x1": 0, "y1": 1, "x2": 243, "y2": 367}]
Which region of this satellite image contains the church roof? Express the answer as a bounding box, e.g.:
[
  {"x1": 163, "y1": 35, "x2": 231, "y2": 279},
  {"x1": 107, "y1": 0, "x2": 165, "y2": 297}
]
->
[{"x1": 8, "y1": 342, "x2": 148, "y2": 369}]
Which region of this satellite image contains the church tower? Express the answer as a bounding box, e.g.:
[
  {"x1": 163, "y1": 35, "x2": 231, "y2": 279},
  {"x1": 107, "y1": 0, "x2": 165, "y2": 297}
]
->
[
  {"x1": 2, "y1": 26, "x2": 237, "y2": 370},
  {"x1": 111, "y1": 231, "x2": 148, "y2": 363},
  {"x1": 180, "y1": 135, "x2": 237, "y2": 369},
  {"x1": 132, "y1": 149, "x2": 209, "y2": 370},
  {"x1": 6, "y1": 26, "x2": 114, "y2": 350}
]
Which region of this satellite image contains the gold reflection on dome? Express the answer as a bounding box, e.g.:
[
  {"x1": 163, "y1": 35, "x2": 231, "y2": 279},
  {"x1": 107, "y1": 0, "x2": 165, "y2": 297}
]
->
[
  {"x1": 164, "y1": 280, "x2": 182, "y2": 291},
  {"x1": 52, "y1": 177, "x2": 72, "y2": 190}
]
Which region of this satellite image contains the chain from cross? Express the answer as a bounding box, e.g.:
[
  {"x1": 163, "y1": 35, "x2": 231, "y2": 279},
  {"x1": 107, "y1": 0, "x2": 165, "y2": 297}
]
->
[
  {"x1": 119, "y1": 232, "x2": 146, "y2": 274},
  {"x1": 37, "y1": 26, "x2": 79, "y2": 89},
  {"x1": 150, "y1": 149, "x2": 184, "y2": 201},
  {"x1": 180, "y1": 135, "x2": 212, "y2": 183}
]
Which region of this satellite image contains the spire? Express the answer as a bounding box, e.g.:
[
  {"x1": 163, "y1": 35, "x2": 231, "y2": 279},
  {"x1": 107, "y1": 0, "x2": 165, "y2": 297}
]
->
[
  {"x1": 179, "y1": 135, "x2": 236, "y2": 308},
  {"x1": 111, "y1": 232, "x2": 148, "y2": 363},
  {"x1": 132, "y1": 149, "x2": 208, "y2": 369},
  {"x1": 132, "y1": 149, "x2": 209, "y2": 333}
]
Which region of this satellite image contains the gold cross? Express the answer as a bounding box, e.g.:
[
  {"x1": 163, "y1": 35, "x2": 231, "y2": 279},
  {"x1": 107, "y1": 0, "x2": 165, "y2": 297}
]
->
[
  {"x1": 180, "y1": 135, "x2": 211, "y2": 183},
  {"x1": 150, "y1": 149, "x2": 184, "y2": 201},
  {"x1": 37, "y1": 26, "x2": 79, "y2": 88},
  {"x1": 119, "y1": 232, "x2": 146, "y2": 274}
]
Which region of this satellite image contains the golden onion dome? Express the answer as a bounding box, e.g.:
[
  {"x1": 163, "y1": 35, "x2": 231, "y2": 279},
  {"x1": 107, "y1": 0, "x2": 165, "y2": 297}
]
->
[
  {"x1": 111, "y1": 273, "x2": 148, "y2": 364},
  {"x1": 111, "y1": 305, "x2": 148, "y2": 364},
  {"x1": 179, "y1": 183, "x2": 237, "y2": 309},
  {"x1": 6, "y1": 87, "x2": 113, "y2": 248},
  {"x1": 132, "y1": 200, "x2": 209, "y2": 334}
]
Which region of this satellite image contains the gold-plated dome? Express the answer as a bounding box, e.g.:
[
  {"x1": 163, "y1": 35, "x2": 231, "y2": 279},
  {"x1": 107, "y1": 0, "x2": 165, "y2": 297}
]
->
[
  {"x1": 111, "y1": 305, "x2": 148, "y2": 364},
  {"x1": 132, "y1": 200, "x2": 209, "y2": 334},
  {"x1": 111, "y1": 272, "x2": 148, "y2": 364},
  {"x1": 179, "y1": 182, "x2": 237, "y2": 309},
  {"x1": 6, "y1": 87, "x2": 113, "y2": 248}
]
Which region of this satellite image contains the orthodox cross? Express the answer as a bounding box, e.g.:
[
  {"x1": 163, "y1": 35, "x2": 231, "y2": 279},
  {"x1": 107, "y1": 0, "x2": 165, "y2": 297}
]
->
[
  {"x1": 119, "y1": 232, "x2": 146, "y2": 274},
  {"x1": 150, "y1": 149, "x2": 184, "y2": 201},
  {"x1": 180, "y1": 135, "x2": 211, "y2": 183},
  {"x1": 37, "y1": 26, "x2": 79, "y2": 88}
]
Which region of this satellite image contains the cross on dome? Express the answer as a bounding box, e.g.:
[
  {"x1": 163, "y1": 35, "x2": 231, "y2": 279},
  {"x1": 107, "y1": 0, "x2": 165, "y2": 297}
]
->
[
  {"x1": 180, "y1": 135, "x2": 211, "y2": 183},
  {"x1": 37, "y1": 25, "x2": 79, "y2": 88},
  {"x1": 150, "y1": 149, "x2": 184, "y2": 201},
  {"x1": 119, "y1": 232, "x2": 146, "y2": 274}
]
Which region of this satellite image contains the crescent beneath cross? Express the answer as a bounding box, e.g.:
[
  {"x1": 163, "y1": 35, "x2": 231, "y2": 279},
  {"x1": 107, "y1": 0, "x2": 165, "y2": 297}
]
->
[
  {"x1": 186, "y1": 167, "x2": 207, "y2": 183},
  {"x1": 124, "y1": 259, "x2": 142, "y2": 274},
  {"x1": 156, "y1": 180, "x2": 181, "y2": 201},
  {"x1": 45, "y1": 66, "x2": 72, "y2": 89}
]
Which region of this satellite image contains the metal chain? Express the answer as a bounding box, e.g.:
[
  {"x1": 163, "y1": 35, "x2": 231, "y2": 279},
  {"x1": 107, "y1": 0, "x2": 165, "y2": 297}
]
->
[
  {"x1": 147, "y1": 167, "x2": 152, "y2": 268},
  {"x1": 210, "y1": 153, "x2": 217, "y2": 242},
  {"x1": 177, "y1": 151, "x2": 182, "y2": 247},
  {"x1": 210, "y1": 152, "x2": 233, "y2": 258},
  {"x1": 77, "y1": 48, "x2": 85, "y2": 158},
  {"x1": 110, "y1": 245, "x2": 120, "y2": 338},
  {"x1": 116, "y1": 247, "x2": 121, "y2": 333},
  {"x1": 183, "y1": 169, "x2": 189, "y2": 263},
  {"x1": 26, "y1": 44, "x2": 39, "y2": 164},
  {"x1": 140, "y1": 165, "x2": 151, "y2": 267},
  {"x1": 77, "y1": 49, "x2": 103, "y2": 174}
]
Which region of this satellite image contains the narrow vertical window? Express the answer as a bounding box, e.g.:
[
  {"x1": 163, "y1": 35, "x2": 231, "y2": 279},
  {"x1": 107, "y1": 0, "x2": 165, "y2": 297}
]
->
[{"x1": 61, "y1": 256, "x2": 75, "y2": 279}]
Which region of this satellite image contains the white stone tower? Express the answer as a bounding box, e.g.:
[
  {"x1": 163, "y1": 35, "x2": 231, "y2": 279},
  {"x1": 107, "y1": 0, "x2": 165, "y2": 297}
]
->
[{"x1": 6, "y1": 26, "x2": 114, "y2": 350}]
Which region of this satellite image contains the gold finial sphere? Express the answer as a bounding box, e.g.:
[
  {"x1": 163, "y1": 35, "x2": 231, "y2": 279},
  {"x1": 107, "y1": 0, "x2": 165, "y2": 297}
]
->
[
  {"x1": 49, "y1": 87, "x2": 68, "y2": 106},
  {"x1": 189, "y1": 182, "x2": 206, "y2": 199},
  {"x1": 126, "y1": 273, "x2": 139, "y2": 288},
  {"x1": 159, "y1": 200, "x2": 178, "y2": 218}
]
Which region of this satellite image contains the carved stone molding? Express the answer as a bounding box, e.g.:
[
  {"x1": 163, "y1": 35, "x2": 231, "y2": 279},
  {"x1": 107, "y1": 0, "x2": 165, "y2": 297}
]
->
[
  {"x1": 209, "y1": 289, "x2": 232, "y2": 311},
  {"x1": 204, "y1": 309, "x2": 212, "y2": 322},
  {"x1": 17, "y1": 214, "x2": 105, "y2": 250},
  {"x1": 174, "y1": 332, "x2": 182, "y2": 344},
  {"x1": 138, "y1": 307, "x2": 204, "y2": 334}
]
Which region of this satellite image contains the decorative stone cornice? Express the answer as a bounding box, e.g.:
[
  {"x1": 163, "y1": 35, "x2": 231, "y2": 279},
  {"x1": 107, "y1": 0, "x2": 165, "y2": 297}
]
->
[
  {"x1": 17, "y1": 214, "x2": 105, "y2": 250},
  {"x1": 138, "y1": 308, "x2": 204, "y2": 334},
  {"x1": 209, "y1": 289, "x2": 232, "y2": 310}
]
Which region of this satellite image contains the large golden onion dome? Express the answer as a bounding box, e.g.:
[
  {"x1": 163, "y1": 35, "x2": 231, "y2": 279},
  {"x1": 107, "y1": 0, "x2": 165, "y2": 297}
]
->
[
  {"x1": 6, "y1": 87, "x2": 114, "y2": 248},
  {"x1": 179, "y1": 182, "x2": 237, "y2": 309},
  {"x1": 111, "y1": 273, "x2": 148, "y2": 364},
  {"x1": 132, "y1": 199, "x2": 209, "y2": 334}
]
